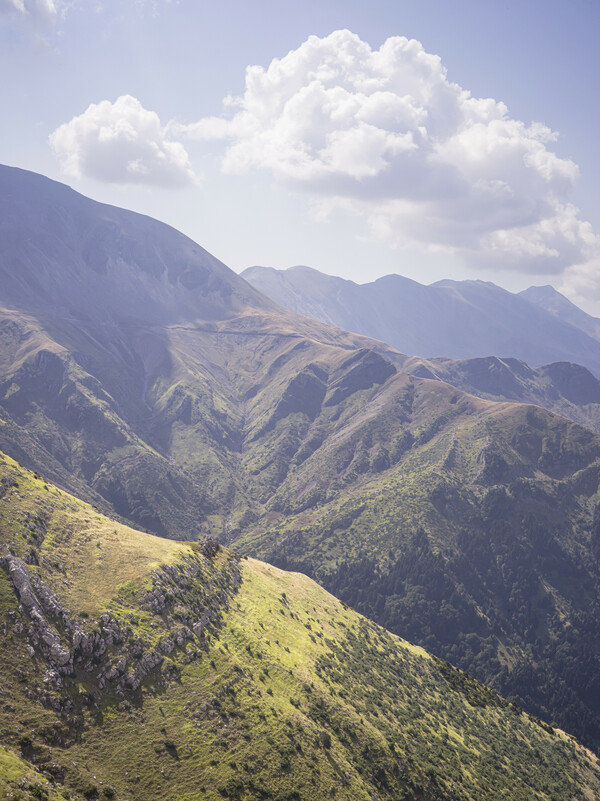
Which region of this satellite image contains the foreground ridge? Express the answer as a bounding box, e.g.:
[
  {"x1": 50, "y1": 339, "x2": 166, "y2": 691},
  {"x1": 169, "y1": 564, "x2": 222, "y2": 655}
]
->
[{"x1": 1, "y1": 452, "x2": 600, "y2": 801}]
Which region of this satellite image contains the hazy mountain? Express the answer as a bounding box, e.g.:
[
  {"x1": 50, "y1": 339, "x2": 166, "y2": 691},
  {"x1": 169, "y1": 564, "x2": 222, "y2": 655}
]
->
[
  {"x1": 0, "y1": 165, "x2": 277, "y2": 326},
  {"x1": 0, "y1": 165, "x2": 392, "y2": 537},
  {"x1": 5, "y1": 454, "x2": 598, "y2": 801},
  {"x1": 520, "y1": 284, "x2": 600, "y2": 340},
  {"x1": 400, "y1": 355, "x2": 600, "y2": 433},
  {"x1": 242, "y1": 265, "x2": 600, "y2": 376},
  {"x1": 4, "y1": 166, "x2": 600, "y2": 751}
]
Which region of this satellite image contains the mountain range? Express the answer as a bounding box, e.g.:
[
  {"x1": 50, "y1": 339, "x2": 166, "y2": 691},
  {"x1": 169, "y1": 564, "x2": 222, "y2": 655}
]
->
[
  {"x1": 242, "y1": 264, "x2": 600, "y2": 376},
  {"x1": 3, "y1": 165, "x2": 600, "y2": 789}
]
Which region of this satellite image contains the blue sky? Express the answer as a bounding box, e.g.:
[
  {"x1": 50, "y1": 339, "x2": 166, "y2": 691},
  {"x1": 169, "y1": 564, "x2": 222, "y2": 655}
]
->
[{"x1": 1, "y1": 0, "x2": 599, "y2": 308}]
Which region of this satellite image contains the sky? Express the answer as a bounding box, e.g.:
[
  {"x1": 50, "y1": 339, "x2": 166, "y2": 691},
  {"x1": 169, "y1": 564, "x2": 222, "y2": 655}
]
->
[{"x1": 1, "y1": 0, "x2": 599, "y2": 310}]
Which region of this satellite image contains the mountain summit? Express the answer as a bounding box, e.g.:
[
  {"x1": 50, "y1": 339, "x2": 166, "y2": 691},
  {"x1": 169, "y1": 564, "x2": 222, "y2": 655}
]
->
[
  {"x1": 519, "y1": 284, "x2": 600, "y2": 340},
  {"x1": 0, "y1": 165, "x2": 276, "y2": 326}
]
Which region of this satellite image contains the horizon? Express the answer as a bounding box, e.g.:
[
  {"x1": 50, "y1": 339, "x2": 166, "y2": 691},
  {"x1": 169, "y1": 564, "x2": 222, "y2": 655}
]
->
[{"x1": 2, "y1": 159, "x2": 589, "y2": 319}]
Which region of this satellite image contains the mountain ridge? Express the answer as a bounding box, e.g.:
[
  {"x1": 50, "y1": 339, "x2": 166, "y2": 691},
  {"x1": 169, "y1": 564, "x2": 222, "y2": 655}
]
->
[
  {"x1": 3, "y1": 451, "x2": 598, "y2": 800},
  {"x1": 520, "y1": 284, "x2": 600, "y2": 339},
  {"x1": 399, "y1": 354, "x2": 600, "y2": 433},
  {"x1": 242, "y1": 264, "x2": 600, "y2": 376}
]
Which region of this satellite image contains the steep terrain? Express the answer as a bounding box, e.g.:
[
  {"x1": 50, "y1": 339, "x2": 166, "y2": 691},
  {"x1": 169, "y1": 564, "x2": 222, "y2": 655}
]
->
[
  {"x1": 0, "y1": 165, "x2": 393, "y2": 538},
  {"x1": 520, "y1": 285, "x2": 600, "y2": 340},
  {"x1": 3, "y1": 166, "x2": 600, "y2": 753},
  {"x1": 400, "y1": 355, "x2": 600, "y2": 433},
  {"x1": 242, "y1": 265, "x2": 600, "y2": 376},
  {"x1": 232, "y1": 382, "x2": 600, "y2": 751},
  {"x1": 1, "y1": 452, "x2": 600, "y2": 801},
  {"x1": 0, "y1": 166, "x2": 277, "y2": 326}
]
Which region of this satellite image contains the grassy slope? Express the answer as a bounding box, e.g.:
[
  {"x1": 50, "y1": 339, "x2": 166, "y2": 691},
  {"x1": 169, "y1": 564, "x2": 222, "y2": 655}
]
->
[
  {"x1": 234, "y1": 390, "x2": 600, "y2": 752},
  {"x1": 1, "y1": 454, "x2": 600, "y2": 801},
  {"x1": 0, "y1": 306, "x2": 394, "y2": 539},
  {"x1": 0, "y1": 744, "x2": 67, "y2": 801}
]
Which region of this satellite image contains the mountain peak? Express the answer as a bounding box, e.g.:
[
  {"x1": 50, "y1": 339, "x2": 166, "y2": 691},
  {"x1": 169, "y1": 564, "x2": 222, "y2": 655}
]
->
[
  {"x1": 243, "y1": 263, "x2": 600, "y2": 375},
  {"x1": 520, "y1": 284, "x2": 600, "y2": 339},
  {"x1": 0, "y1": 164, "x2": 275, "y2": 326}
]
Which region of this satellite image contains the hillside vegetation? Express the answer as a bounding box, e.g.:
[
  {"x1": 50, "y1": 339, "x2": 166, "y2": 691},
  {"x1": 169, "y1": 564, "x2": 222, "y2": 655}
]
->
[
  {"x1": 400, "y1": 354, "x2": 600, "y2": 433},
  {"x1": 234, "y1": 390, "x2": 600, "y2": 751},
  {"x1": 1, "y1": 452, "x2": 600, "y2": 801}
]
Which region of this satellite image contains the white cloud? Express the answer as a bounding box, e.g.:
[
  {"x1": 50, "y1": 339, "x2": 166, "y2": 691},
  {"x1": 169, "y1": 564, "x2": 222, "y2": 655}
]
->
[
  {"x1": 0, "y1": 0, "x2": 173, "y2": 23},
  {"x1": 0, "y1": 0, "x2": 57, "y2": 22},
  {"x1": 181, "y1": 29, "x2": 599, "y2": 276},
  {"x1": 50, "y1": 95, "x2": 197, "y2": 188}
]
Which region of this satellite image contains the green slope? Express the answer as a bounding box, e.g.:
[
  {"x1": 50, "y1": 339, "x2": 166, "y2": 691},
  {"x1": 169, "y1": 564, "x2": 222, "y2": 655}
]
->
[
  {"x1": 233, "y1": 393, "x2": 600, "y2": 752},
  {"x1": 1, "y1": 453, "x2": 600, "y2": 801},
  {"x1": 0, "y1": 744, "x2": 67, "y2": 801}
]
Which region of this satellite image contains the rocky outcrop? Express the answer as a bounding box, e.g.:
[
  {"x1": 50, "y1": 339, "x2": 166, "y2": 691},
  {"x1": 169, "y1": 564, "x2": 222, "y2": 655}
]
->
[
  {"x1": 1, "y1": 549, "x2": 242, "y2": 701},
  {"x1": 1, "y1": 554, "x2": 71, "y2": 668}
]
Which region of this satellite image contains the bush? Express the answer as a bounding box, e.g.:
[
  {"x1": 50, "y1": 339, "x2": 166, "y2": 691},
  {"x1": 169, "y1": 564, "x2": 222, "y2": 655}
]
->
[{"x1": 319, "y1": 731, "x2": 332, "y2": 749}]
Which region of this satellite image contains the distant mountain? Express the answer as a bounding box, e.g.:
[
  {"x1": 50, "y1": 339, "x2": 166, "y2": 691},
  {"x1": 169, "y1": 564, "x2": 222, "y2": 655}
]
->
[
  {"x1": 520, "y1": 284, "x2": 600, "y2": 340},
  {"x1": 242, "y1": 265, "x2": 600, "y2": 376},
  {"x1": 4, "y1": 453, "x2": 599, "y2": 801},
  {"x1": 400, "y1": 355, "x2": 600, "y2": 433},
  {"x1": 0, "y1": 166, "x2": 276, "y2": 326},
  {"x1": 5, "y1": 166, "x2": 600, "y2": 752},
  {"x1": 0, "y1": 165, "x2": 388, "y2": 537}
]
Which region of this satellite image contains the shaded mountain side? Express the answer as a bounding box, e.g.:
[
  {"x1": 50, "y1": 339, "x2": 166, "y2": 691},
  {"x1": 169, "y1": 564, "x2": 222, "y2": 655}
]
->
[
  {"x1": 0, "y1": 165, "x2": 276, "y2": 326},
  {"x1": 400, "y1": 354, "x2": 600, "y2": 433},
  {"x1": 242, "y1": 264, "x2": 600, "y2": 376},
  {"x1": 232, "y1": 399, "x2": 600, "y2": 752},
  {"x1": 3, "y1": 454, "x2": 599, "y2": 801},
  {"x1": 0, "y1": 303, "x2": 404, "y2": 539},
  {"x1": 0, "y1": 165, "x2": 406, "y2": 538}
]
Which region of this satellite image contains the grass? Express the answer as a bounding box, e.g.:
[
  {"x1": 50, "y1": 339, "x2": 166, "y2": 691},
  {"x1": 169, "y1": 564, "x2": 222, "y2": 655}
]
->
[
  {"x1": 1, "y1": 454, "x2": 600, "y2": 800},
  {"x1": 7, "y1": 294, "x2": 600, "y2": 754},
  {"x1": 0, "y1": 745, "x2": 66, "y2": 801}
]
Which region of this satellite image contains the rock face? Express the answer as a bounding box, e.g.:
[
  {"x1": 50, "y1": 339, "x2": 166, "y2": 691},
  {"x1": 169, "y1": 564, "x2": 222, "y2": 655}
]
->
[
  {"x1": 0, "y1": 548, "x2": 241, "y2": 698},
  {"x1": 1, "y1": 555, "x2": 71, "y2": 668}
]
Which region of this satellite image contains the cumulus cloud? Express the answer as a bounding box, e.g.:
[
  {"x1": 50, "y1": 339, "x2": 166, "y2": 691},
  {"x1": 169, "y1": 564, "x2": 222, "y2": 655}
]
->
[
  {"x1": 181, "y1": 29, "x2": 599, "y2": 276},
  {"x1": 50, "y1": 95, "x2": 197, "y2": 188}
]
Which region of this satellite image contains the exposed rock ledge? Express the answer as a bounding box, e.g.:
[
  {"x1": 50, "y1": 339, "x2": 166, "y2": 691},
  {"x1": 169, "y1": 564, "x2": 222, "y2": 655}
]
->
[{"x1": 1, "y1": 545, "x2": 241, "y2": 702}]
